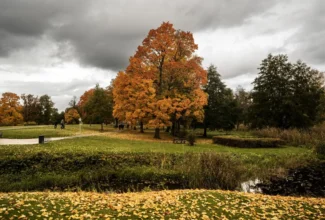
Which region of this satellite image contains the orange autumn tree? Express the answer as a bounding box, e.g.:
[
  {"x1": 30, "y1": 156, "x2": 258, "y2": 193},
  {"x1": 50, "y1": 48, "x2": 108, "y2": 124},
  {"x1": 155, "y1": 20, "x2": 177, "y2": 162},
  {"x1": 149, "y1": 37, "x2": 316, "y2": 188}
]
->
[
  {"x1": 77, "y1": 89, "x2": 94, "y2": 122},
  {"x1": 0, "y1": 92, "x2": 24, "y2": 126},
  {"x1": 113, "y1": 71, "x2": 156, "y2": 132},
  {"x1": 113, "y1": 22, "x2": 207, "y2": 138},
  {"x1": 64, "y1": 108, "x2": 81, "y2": 124}
]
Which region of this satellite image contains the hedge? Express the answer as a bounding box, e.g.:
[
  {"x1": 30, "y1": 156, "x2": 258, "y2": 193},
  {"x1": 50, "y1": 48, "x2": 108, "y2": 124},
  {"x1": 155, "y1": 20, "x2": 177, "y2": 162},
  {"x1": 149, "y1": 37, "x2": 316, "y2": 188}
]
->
[{"x1": 212, "y1": 136, "x2": 285, "y2": 148}]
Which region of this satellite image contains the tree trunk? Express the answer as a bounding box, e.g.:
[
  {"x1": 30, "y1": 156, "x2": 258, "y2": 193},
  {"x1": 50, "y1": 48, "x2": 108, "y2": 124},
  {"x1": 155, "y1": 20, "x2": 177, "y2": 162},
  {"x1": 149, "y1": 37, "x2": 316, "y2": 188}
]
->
[
  {"x1": 101, "y1": 123, "x2": 104, "y2": 131},
  {"x1": 133, "y1": 126, "x2": 136, "y2": 130},
  {"x1": 203, "y1": 119, "x2": 208, "y2": 137},
  {"x1": 176, "y1": 121, "x2": 181, "y2": 137},
  {"x1": 165, "y1": 126, "x2": 170, "y2": 133},
  {"x1": 203, "y1": 127, "x2": 207, "y2": 137},
  {"x1": 236, "y1": 122, "x2": 240, "y2": 130},
  {"x1": 154, "y1": 128, "x2": 161, "y2": 139},
  {"x1": 115, "y1": 118, "x2": 118, "y2": 128},
  {"x1": 140, "y1": 121, "x2": 144, "y2": 133},
  {"x1": 171, "y1": 122, "x2": 175, "y2": 136}
]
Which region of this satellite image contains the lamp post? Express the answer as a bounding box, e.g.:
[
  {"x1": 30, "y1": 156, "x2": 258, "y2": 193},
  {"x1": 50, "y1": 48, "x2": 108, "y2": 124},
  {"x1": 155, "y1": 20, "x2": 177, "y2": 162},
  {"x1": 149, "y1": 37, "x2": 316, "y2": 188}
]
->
[{"x1": 79, "y1": 118, "x2": 82, "y2": 133}]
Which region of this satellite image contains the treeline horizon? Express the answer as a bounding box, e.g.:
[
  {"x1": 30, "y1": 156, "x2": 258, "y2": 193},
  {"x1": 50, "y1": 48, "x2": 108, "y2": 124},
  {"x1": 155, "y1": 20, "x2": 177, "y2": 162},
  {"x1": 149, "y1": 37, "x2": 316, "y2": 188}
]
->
[{"x1": 0, "y1": 53, "x2": 323, "y2": 132}]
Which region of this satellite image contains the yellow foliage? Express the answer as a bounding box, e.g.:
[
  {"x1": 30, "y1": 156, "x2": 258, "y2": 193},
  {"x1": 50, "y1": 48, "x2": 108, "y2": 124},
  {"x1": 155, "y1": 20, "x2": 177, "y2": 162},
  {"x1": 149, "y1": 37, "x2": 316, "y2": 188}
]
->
[
  {"x1": 0, "y1": 190, "x2": 324, "y2": 219},
  {"x1": 65, "y1": 109, "x2": 80, "y2": 124},
  {"x1": 0, "y1": 92, "x2": 24, "y2": 126}
]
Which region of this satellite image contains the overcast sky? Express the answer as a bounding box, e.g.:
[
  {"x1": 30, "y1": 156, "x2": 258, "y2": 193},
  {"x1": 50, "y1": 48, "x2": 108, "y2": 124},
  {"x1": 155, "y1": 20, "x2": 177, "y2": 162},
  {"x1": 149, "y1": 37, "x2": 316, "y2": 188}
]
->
[{"x1": 0, "y1": 0, "x2": 324, "y2": 111}]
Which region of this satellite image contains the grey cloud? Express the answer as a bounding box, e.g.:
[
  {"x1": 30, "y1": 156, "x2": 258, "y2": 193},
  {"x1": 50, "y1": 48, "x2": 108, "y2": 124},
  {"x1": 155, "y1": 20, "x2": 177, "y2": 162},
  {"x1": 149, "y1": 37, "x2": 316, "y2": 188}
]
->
[
  {"x1": 288, "y1": 0, "x2": 325, "y2": 66},
  {"x1": 0, "y1": 30, "x2": 37, "y2": 56},
  {"x1": 0, "y1": 79, "x2": 100, "y2": 111},
  {"x1": 0, "y1": 0, "x2": 277, "y2": 71}
]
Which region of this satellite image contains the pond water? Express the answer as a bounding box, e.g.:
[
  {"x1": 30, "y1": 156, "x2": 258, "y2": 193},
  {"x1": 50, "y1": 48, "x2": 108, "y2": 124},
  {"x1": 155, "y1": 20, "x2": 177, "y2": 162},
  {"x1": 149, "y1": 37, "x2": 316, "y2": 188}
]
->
[{"x1": 240, "y1": 178, "x2": 262, "y2": 193}]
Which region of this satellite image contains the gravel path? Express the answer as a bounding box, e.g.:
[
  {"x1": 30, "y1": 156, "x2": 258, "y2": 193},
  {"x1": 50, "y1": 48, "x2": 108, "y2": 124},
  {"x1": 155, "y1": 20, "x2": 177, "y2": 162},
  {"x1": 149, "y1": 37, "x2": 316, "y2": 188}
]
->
[{"x1": 0, "y1": 135, "x2": 90, "y2": 145}]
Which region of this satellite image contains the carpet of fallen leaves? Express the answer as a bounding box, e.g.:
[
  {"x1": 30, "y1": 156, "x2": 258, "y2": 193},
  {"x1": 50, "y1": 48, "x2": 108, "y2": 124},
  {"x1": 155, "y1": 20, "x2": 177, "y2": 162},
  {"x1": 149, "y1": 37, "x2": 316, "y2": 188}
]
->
[{"x1": 0, "y1": 190, "x2": 324, "y2": 219}]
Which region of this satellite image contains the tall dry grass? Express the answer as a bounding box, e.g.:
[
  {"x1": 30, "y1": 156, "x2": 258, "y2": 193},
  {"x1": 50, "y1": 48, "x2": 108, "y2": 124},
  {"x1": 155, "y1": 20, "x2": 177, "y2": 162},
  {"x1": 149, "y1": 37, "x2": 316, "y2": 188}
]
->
[{"x1": 252, "y1": 123, "x2": 325, "y2": 147}]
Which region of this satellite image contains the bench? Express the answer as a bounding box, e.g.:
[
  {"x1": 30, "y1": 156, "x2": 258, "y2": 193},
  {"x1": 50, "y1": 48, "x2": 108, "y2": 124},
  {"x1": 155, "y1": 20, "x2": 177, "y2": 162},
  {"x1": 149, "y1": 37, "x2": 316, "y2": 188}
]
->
[
  {"x1": 118, "y1": 124, "x2": 124, "y2": 130},
  {"x1": 173, "y1": 138, "x2": 186, "y2": 144}
]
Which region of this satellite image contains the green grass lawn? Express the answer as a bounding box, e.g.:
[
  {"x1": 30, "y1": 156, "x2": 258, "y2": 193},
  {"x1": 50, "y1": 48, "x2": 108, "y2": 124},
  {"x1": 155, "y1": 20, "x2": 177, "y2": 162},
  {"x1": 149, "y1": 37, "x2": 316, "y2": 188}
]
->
[
  {"x1": 0, "y1": 134, "x2": 317, "y2": 192},
  {"x1": 0, "y1": 124, "x2": 117, "y2": 138},
  {"x1": 0, "y1": 125, "x2": 78, "y2": 139},
  {"x1": 0, "y1": 190, "x2": 324, "y2": 219},
  {"x1": 0, "y1": 125, "x2": 320, "y2": 194},
  {"x1": 0, "y1": 124, "x2": 256, "y2": 139},
  {"x1": 0, "y1": 135, "x2": 312, "y2": 155}
]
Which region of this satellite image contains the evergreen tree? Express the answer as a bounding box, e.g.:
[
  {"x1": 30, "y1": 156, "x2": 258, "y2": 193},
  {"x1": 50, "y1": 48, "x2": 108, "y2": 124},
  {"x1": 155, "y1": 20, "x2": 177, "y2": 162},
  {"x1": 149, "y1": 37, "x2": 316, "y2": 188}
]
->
[
  {"x1": 250, "y1": 54, "x2": 324, "y2": 128},
  {"x1": 203, "y1": 65, "x2": 237, "y2": 137}
]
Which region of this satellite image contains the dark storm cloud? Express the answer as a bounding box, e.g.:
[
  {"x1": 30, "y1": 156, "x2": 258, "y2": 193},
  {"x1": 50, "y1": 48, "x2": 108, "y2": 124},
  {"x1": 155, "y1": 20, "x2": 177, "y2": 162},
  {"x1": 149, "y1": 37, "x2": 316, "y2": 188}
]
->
[{"x1": 0, "y1": 0, "x2": 277, "y2": 71}]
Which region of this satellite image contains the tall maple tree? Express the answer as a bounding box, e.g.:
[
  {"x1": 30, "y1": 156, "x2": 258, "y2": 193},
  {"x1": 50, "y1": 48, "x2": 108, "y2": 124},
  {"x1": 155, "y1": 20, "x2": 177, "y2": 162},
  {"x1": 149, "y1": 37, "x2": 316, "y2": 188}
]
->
[
  {"x1": 0, "y1": 92, "x2": 24, "y2": 126},
  {"x1": 113, "y1": 71, "x2": 156, "y2": 133},
  {"x1": 113, "y1": 22, "x2": 207, "y2": 138}
]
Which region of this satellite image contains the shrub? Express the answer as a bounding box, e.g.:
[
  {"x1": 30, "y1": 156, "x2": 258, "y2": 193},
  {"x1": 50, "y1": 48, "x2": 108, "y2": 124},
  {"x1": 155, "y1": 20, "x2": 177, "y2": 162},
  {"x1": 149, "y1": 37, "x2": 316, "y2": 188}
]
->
[
  {"x1": 212, "y1": 136, "x2": 284, "y2": 148},
  {"x1": 314, "y1": 142, "x2": 325, "y2": 158},
  {"x1": 24, "y1": 121, "x2": 38, "y2": 126},
  {"x1": 252, "y1": 125, "x2": 325, "y2": 147},
  {"x1": 187, "y1": 132, "x2": 196, "y2": 146},
  {"x1": 181, "y1": 152, "x2": 245, "y2": 190},
  {"x1": 177, "y1": 129, "x2": 188, "y2": 138}
]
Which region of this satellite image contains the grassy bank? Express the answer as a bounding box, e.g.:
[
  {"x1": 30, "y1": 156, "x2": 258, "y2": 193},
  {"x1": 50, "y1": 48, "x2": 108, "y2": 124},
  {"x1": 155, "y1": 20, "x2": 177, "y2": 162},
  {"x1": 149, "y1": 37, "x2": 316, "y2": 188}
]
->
[
  {"x1": 0, "y1": 190, "x2": 324, "y2": 219},
  {"x1": 0, "y1": 135, "x2": 317, "y2": 192}
]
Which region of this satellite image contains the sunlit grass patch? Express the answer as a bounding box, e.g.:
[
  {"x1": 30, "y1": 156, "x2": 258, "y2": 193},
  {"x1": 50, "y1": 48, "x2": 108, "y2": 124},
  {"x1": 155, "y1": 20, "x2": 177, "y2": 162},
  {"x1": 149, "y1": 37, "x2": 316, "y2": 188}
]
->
[{"x1": 0, "y1": 125, "x2": 77, "y2": 139}]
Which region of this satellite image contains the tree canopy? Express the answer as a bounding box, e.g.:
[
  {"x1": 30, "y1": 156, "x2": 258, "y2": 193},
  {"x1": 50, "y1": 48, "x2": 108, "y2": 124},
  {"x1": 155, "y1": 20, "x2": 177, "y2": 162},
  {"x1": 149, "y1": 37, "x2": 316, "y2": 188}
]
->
[
  {"x1": 65, "y1": 108, "x2": 81, "y2": 124},
  {"x1": 0, "y1": 92, "x2": 23, "y2": 126},
  {"x1": 113, "y1": 22, "x2": 207, "y2": 138},
  {"x1": 203, "y1": 65, "x2": 238, "y2": 136},
  {"x1": 84, "y1": 84, "x2": 113, "y2": 130},
  {"x1": 250, "y1": 54, "x2": 325, "y2": 129}
]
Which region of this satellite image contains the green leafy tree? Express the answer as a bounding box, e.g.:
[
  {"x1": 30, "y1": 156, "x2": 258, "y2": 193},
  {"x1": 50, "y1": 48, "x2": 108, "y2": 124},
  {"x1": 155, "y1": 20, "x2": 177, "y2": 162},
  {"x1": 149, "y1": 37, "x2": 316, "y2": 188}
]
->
[
  {"x1": 38, "y1": 95, "x2": 54, "y2": 125},
  {"x1": 84, "y1": 84, "x2": 113, "y2": 131},
  {"x1": 21, "y1": 94, "x2": 39, "y2": 124},
  {"x1": 50, "y1": 108, "x2": 61, "y2": 125},
  {"x1": 203, "y1": 65, "x2": 238, "y2": 137},
  {"x1": 234, "y1": 86, "x2": 251, "y2": 129},
  {"x1": 250, "y1": 54, "x2": 324, "y2": 128}
]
